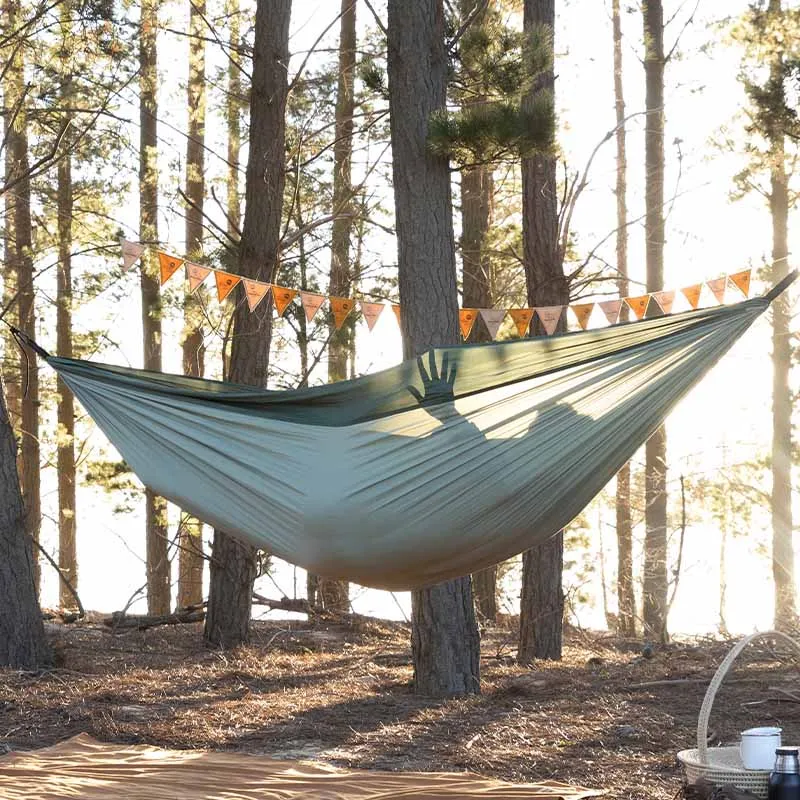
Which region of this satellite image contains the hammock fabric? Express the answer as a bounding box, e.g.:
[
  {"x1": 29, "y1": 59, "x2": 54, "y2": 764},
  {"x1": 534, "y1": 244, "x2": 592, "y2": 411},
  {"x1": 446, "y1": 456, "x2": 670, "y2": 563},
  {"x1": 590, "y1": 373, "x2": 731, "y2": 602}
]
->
[{"x1": 30, "y1": 279, "x2": 793, "y2": 590}]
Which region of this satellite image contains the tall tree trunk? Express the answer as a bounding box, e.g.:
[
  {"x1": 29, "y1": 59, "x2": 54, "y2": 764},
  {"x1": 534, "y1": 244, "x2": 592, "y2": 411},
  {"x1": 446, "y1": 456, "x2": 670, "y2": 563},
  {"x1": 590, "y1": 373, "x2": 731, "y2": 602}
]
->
[
  {"x1": 140, "y1": 0, "x2": 170, "y2": 615},
  {"x1": 767, "y1": 0, "x2": 796, "y2": 631},
  {"x1": 387, "y1": 0, "x2": 480, "y2": 696},
  {"x1": 178, "y1": 0, "x2": 207, "y2": 610},
  {"x1": 204, "y1": 0, "x2": 291, "y2": 648},
  {"x1": 0, "y1": 378, "x2": 51, "y2": 667},
  {"x1": 641, "y1": 0, "x2": 668, "y2": 644},
  {"x1": 57, "y1": 9, "x2": 77, "y2": 608},
  {"x1": 6, "y1": 0, "x2": 41, "y2": 596},
  {"x1": 314, "y1": 0, "x2": 357, "y2": 614},
  {"x1": 459, "y1": 0, "x2": 498, "y2": 624},
  {"x1": 518, "y1": 0, "x2": 564, "y2": 664},
  {"x1": 612, "y1": 0, "x2": 635, "y2": 638},
  {"x1": 226, "y1": 0, "x2": 241, "y2": 237}
]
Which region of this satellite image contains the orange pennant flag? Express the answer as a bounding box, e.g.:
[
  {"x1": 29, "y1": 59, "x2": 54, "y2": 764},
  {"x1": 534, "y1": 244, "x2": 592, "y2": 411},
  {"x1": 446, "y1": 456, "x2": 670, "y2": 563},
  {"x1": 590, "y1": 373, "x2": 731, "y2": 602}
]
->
[
  {"x1": 359, "y1": 301, "x2": 385, "y2": 331},
  {"x1": 459, "y1": 308, "x2": 478, "y2": 339},
  {"x1": 570, "y1": 303, "x2": 594, "y2": 330},
  {"x1": 214, "y1": 270, "x2": 241, "y2": 302},
  {"x1": 706, "y1": 277, "x2": 727, "y2": 305},
  {"x1": 186, "y1": 262, "x2": 211, "y2": 293},
  {"x1": 272, "y1": 285, "x2": 297, "y2": 317},
  {"x1": 479, "y1": 308, "x2": 506, "y2": 340},
  {"x1": 624, "y1": 294, "x2": 650, "y2": 320},
  {"x1": 681, "y1": 283, "x2": 703, "y2": 309},
  {"x1": 536, "y1": 305, "x2": 563, "y2": 335},
  {"x1": 300, "y1": 291, "x2": 325, "y2": 323},
  {"x1": 330, "y1": 296, "x2": 355, "y2": 330},
  {"x1": 242, "y1": 279, "x2": 270, "y2": 311},
  {"x1": 598, "y1": 299, "x2": 622, "y2": 325},
  {"x1": 729, "y1": 269, "x2": 752, "y2": 298},
  {"x1": 652, "y1": 290, "x2": 675, "y2": 315},
  {"x1": 508, "y1": 308, "x2": 534, "y2": 337},
  {"x1": 120, "y1": 238, "x2": 145, "y2": 270},
  {"x1": 392, "y1": 304, "x2": 402, "y2": 328},
  {"x1": 158, "y1": 251, "x2": 184, "y2": 286}
]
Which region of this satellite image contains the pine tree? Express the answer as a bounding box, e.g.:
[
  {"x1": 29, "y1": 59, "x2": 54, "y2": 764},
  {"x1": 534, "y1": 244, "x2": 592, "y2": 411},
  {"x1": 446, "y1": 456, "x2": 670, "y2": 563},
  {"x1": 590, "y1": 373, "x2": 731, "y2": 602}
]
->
[
  {"x1": 641, "y1": 0, "x2": 669, "y2": 644},
  {"x1": 178, "y1": 0, "x2": 207, "y2": 610},
  {"x1": 139, "y1": 0, "x2": 171, "y2": 615},
  {"x1": 205, "y1": 0, "x2": 292, "y2": 648}
]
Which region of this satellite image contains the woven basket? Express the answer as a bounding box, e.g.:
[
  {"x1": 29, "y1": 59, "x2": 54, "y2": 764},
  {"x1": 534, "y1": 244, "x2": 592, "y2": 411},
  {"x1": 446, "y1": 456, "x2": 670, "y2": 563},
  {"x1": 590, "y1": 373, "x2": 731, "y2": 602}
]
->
[{"x1": 677, "y1": 630, "x2": 800, "y2": 799}]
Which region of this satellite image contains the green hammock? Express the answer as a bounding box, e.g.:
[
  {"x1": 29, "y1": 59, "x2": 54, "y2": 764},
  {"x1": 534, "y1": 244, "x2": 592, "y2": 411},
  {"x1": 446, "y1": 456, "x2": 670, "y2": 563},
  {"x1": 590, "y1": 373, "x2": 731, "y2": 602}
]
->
[{"x1": 26, "y1": 277, "x2": 793, "y2": 590}]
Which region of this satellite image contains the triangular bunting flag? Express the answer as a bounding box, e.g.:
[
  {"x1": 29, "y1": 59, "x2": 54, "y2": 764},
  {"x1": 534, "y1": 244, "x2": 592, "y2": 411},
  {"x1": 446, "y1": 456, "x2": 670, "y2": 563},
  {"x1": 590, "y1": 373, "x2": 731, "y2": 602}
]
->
[
  {"x1": 391, "y1": 304, "x2": 402, "y2": 328},
  {"x1": 158, "y1": 251, "x2": 184, "y2": 286},
  {"x1": 681, "y1": 283, "x2": 703, "y2": 309},
  {"x1": 729, "y1": 269, "x2": 752, "y2": 298},
  {"x1": 478, "y1": 308, "x2": 506, "y2": 340},
  {"x1": 186, "y1": 262, "x2": 211, "y2": 293},
  {"x1": 706, "y1": 277, "x2": 727, "y2": 305},
  {"x1": 359, "y1": 301, "x2": 385, "y2": 331},
  {"x1": 272, "y1": 285, "x2": 297, "y2": 317},
  {"x1": 242, "y1": 279, "x2": 270, "y2": 311},
  {"x1": 330, "y1": 296, "x2": 355, "y2": 330},
  {"x1": 459, "y1": 308, "x2": 478, "y2": 339},
  {"x1": 652, "y1": 290, "x2": 675, "y2": 315},
  {"x1": 624, "y1": 294, "x2": 650, "y2": 320},
  {"x1": 300, "y1": 292, "x2": 325, "y2": 323},
  {"x1": 598, "y1": 299, "x2": 623, "y2": 325},
  {"x1": 508, "y1": 308, "x2": 534, "y2": 338},
  {"x1": 120, "y1": 238, "x2": 145, "y2": 271},
  {"x1": 214, "y1": 270, "x2": 241, "y2": 302},
  {"x1": 536, "y1": 305, "x2": 563, "y2": 335},
  {"x1": 570, "y1": 303, "x2": 594, "y2": 331}
]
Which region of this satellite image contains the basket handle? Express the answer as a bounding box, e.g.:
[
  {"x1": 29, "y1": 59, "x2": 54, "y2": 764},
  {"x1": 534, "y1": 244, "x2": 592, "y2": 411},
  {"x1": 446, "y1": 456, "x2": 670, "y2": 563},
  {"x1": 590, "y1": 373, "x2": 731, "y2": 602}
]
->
[{"x1": 697, "y1": 630, "x2": 800, "y2": 763}]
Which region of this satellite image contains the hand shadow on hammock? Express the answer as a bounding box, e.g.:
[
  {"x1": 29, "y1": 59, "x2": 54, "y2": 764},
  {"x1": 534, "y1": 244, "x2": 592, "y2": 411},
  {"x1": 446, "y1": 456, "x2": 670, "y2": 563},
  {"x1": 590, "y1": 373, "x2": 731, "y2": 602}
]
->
[{"x1": 408, "y1": 349, "x2": 590, "y2": 449}]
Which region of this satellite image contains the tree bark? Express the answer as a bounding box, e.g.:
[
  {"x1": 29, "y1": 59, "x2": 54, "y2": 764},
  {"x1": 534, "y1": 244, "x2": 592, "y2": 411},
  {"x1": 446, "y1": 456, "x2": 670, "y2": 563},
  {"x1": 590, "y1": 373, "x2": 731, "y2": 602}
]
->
[
  {"x1": 139, "y1": 0, "x2": 171, "y2": 615},
  {"x1": 767, "y1": 0, "x2": 796, "y2": 631},
  {"x1": 205, "y1": 0, "x2": 291, "y2": 648},
  {"x1": 518, "y1": 0, "x2": 565, "y2": 664},
  {"x1": 0, "y1": 377, "x2": 51, "y2": 667},
  {"x1": 612, "y1": 0, "x2": 635, "y2": 638},
  {"x1": 178, "y1": 0, "x2": 207, "y2": 610},
  {"x1": 316, "y1": 0, "x2": 358, "y2": 615},
  {"x1": 387, "y1": 0, "x2": 480, "y2": 696},
  {"x1": 5, "y1": 0, "x2": 41, "y2": 596},
  {"x1": 641, "y1": 0, "x2": 669, "y2": 644},
  {"x1": 57, "y1": 15, "x2": 77, "y2": 608}
]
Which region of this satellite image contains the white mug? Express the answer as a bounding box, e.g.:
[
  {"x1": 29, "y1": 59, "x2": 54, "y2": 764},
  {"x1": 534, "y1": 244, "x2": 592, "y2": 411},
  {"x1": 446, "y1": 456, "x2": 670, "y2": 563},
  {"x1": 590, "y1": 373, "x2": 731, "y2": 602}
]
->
[{"x1": 740, "y1": 726, "x2": 782, "y2": 770}]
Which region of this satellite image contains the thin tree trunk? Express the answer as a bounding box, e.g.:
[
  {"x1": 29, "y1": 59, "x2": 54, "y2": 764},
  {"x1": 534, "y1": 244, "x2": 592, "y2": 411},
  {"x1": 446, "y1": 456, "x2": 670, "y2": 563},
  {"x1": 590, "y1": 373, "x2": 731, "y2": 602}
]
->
[
  {"x1": 178, "y1": 0, "x2": 207, "y2": 610},
  {"x1": 641, "y1": 0, "x2": 669, "y2": 644},
  {"x1": 0, "y1": 378, "x2": 51, "y2": 667},
  {"x1": 518, "y1": 0, "x2": 564, "y2": 664},
  {"x1": 612, "y1": 0, "x2": 635, "y2": 638},
  {"x1": 205, "y1": 0, "x2": 291, "y2": 649},
  {"x1": 8, "y1": 5, "x2": 41, "y2": 596},
  {"x1": 387, "y1": 0, "x2": 480, "y2": 696},
  {"x1": 316, "y1": 0, "x2": 357, "y2": 614},
  {"x1": 226, "y1": 0, "x2": 241, "y2": 238},
  {"x1": 57, "y1": 6, "x2": 77, "y2": 607},
  {"x1": 140, "y1": 0, "x2": 170, "y2": 615},
  {"x1": 767, "y1": 0, "x2": 796, "y2": 631}
]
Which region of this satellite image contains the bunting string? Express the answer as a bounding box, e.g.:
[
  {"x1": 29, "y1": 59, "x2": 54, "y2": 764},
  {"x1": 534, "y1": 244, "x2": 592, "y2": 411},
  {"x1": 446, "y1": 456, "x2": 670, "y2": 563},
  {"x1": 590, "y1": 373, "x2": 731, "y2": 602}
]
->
[{"x1": 120, "y1": 238, "x2": 754, "y2": 340}]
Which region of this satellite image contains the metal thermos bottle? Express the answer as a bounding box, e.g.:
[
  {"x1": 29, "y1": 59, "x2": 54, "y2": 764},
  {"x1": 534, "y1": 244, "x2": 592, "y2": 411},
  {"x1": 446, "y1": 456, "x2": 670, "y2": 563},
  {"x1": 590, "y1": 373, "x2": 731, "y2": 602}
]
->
[{"x1": 769, "y1": 747, "x2": 800, "y2": 799}]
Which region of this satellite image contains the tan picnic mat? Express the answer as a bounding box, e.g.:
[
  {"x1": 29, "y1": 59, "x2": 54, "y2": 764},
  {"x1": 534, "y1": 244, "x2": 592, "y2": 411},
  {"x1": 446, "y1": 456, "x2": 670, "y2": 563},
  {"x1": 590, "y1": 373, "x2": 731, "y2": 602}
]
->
[{"x1": 0, "y1": 732, "x2": 603, "y2": 799}]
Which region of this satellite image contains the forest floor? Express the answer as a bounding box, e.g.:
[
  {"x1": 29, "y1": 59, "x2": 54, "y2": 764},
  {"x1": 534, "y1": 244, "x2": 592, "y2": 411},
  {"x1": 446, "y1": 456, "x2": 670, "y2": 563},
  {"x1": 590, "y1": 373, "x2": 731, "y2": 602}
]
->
[{"x1": 2, "y1": 615, "x2": 800, "y2": 799}]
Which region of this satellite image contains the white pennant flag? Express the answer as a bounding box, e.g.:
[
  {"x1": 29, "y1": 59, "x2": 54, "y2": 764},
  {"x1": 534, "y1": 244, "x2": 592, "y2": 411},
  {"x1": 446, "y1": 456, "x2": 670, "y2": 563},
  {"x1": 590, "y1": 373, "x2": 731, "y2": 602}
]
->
[
  {"x1": 359, "y1": 301, "x2": 385, "y2": 331},
  {"x1": 478, "y1": 308, "x2": 507, "y2": 340},
  {"x1": 536, "y1": 305, "x2": 563, "y2": 335},
  {"x1": 120, "y1": 238, "x2": 145, "y2": 271}
]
